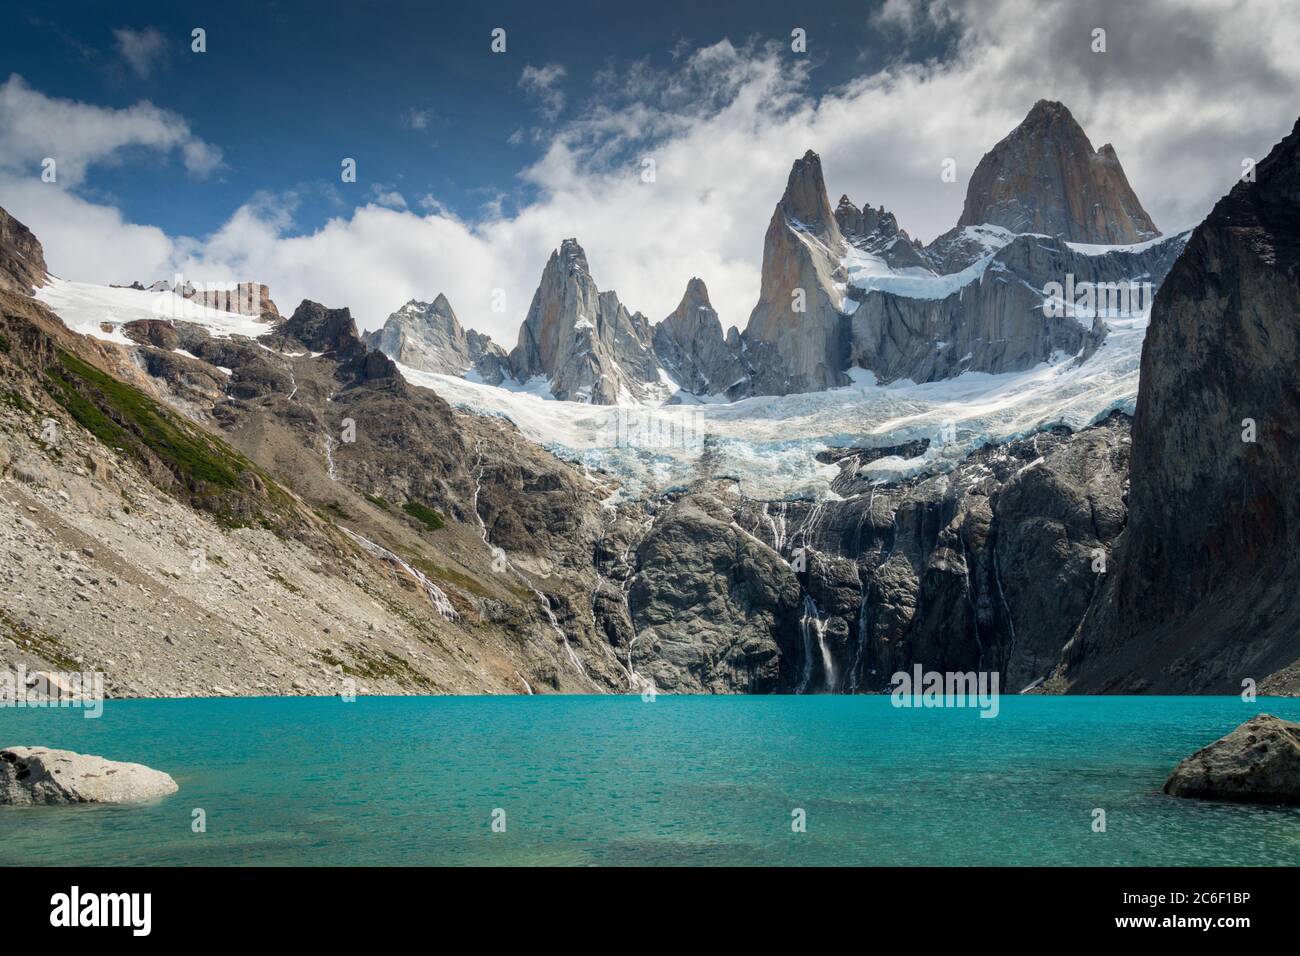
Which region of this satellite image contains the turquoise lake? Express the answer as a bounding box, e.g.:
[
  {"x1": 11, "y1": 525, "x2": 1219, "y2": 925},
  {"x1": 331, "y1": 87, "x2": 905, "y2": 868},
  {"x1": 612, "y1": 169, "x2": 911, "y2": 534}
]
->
[{"x1": 2, "y1": 695, "x2": 1299, "y2": 866}]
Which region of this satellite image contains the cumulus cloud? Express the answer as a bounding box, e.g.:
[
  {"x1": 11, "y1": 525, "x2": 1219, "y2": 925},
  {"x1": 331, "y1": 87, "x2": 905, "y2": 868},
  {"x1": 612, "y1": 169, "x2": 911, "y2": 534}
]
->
[
  {"x1": 6, "y1": 0, "x2": 1299, "y2": 346},
  {"x1": 0, "y1": 74, "x2": 222, "y2": 184},
  {"x1": 113, "y1": 26, "x2": 170, "y2": 80},
  {"x1": 519, "y1": 63, "x2": 568, "y2": 120}
]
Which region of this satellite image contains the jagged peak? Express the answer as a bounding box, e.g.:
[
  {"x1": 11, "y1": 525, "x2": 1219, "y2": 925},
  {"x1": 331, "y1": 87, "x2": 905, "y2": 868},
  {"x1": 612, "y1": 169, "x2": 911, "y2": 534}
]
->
[
  {"x1": 779, "y1": 150, "x2": 838, "y2": 236},
  {"x1": 1023, "y1": 98, "x2": 1073, "y2": 124},
  {"x1": 675, "y1": 276, "x2": 714, "y2": 314},
  {"x1": 957, "y1": 99, "x2": 1160, "y2": 243},
  {"x1": 555, "y1": 237, "x2": 590, "y2": 276}
]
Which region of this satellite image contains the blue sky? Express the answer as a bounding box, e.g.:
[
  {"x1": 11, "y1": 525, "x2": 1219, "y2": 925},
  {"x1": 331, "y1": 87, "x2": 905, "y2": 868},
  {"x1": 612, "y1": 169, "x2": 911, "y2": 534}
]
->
[
  {"x1": 1, "y1": 1, "x2": 1295, "y2": 337},
  {"x1": 6, "y1": 0, "x2": 953, "y2": 239}
]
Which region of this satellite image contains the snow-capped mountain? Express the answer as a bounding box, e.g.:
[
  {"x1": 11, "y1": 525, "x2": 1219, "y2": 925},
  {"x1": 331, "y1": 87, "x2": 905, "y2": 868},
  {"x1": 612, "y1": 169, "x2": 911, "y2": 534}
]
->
[
  {"x1": 374, "y1": 100, "x2": 1182, "y2": 408},
  {"x1": 363, "y1": 294, "x2": 508, "y2": 382}
]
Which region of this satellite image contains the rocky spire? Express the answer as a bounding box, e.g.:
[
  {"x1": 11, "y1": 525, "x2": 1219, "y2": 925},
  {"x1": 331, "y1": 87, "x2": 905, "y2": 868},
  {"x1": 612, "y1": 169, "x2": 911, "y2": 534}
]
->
[
  {"x1": 780, "y1": 151, "x2": 842, "y2": 244},
  {"x1": 741, "y1": 150, "x2": 850, "y2": 396},
  {"x1": 653, "y1": 277, "x2": 749, "y2": 399},
  {"x1": 508, "y1": 238, "x2": 664, "y2": 404},
  {"x1": 957, "y1": 100, "x2": 1159, "y2": 244}
]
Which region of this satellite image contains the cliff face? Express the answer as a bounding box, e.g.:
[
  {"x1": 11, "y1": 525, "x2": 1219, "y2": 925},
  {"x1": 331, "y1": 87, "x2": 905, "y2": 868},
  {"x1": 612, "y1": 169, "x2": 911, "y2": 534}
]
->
[
  {"x1": 1060, "y1": 117, "x2": 1300, "y2": 693},
  {"x1": 0, "y1": 206, "x2": 48, "y2": 294},
  {"x1": 851, "y1": 231, "x2": 1188, "y2": 384},
  {"x1": 508, "y1": 238, "x2": 664, "y2": 403},
  {"x1": 958, "y1": 100, "x2": 1160, "y2": 244},
  {"x1": 741, "y1": 151, "x2": 851, "y2": 395}
]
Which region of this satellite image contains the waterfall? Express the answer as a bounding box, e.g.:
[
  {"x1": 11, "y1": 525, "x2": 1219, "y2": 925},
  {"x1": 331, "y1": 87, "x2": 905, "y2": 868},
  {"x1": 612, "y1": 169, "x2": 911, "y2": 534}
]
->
[
  {"x1": 470, "y1": 442, "x2": 588, "y2": 680},
  {"x1": 339, "y1": 527, "x2": 458, "y2": 622},
  {"x1": 797, "y1": 595, "x2": 835, "y2": 694},
  {"x1": 761, "y1": 501, "x2": 789, "y2": 553},
  {"x1": 323, "y1": 432, "x2": 337, "y2": 480}
]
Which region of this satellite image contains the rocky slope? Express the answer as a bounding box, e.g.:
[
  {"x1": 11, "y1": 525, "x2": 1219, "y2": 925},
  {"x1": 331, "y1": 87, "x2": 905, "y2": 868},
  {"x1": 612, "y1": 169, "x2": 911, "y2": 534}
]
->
[
  {"x1": 0, "y1": 206, "x2": 47, "y2": 294},
  {"x1": 956, "y1": 99, "x2": 1160, "y2": 244},
  {"x1": 1057, "y1": 116, "x2": 1300, "y2": 694},
  {"x1": 0, "y1": 208, "x2": 643, "y2": 697}
]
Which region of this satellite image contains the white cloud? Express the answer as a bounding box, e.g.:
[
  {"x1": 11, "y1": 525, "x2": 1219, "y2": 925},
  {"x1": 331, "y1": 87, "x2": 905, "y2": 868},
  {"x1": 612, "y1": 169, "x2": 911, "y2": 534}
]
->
[
  {"x1": 519, "y1": 63, "x2": 568, "y2": 121},
  {"x1": 113, "y1": 26, "x2": 170, "y2": 80},
  {"x1": 0, "y1": 74, "x2": 222, "y2": 184},
  {"x1": 6, "y1": 0, "x2": 1299, "y2": 348},
  {"x1": 403, "y1": 108, "x2": 431, "y2": 130}
]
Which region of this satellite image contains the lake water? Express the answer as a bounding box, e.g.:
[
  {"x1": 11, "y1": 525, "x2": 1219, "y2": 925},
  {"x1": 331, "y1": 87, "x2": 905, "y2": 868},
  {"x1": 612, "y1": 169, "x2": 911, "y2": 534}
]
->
[{"x1": 2, "y1": 695, "x2": 1299, "y2": 866}]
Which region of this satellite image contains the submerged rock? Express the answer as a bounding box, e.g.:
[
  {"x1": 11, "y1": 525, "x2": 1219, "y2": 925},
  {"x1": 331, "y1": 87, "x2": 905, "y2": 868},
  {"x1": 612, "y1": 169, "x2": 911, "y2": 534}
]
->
[
  {"x1": 0, "y1": 746, "x2": 178, "y2": 805},
  {"x1": 1163, "y1": 715, "x2": 1300, "y2": 804}
]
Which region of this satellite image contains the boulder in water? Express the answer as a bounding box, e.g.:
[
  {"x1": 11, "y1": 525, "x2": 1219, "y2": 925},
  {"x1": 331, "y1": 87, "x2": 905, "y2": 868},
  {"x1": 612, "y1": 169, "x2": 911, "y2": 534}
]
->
[
  {"x1": 1163, "y1": 715, "x2": 1300, "y2": 804},
  {"x1": 0, "y1": 745, "x2": 178, "y2": 805}
]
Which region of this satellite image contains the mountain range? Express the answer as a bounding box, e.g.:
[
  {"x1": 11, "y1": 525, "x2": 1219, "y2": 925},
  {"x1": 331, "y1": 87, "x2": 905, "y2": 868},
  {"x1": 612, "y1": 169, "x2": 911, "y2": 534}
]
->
[
  {"x1": 365, "y1": 101, "x2": 1182, "y2": 403},
  {"x1": 1, "y1": 100, "x2": 1297, "y2": 697}
]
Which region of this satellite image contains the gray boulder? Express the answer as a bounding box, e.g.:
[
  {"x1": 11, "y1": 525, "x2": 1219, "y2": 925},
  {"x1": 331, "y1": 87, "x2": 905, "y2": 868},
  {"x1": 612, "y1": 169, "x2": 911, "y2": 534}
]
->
[
  {"x1": 1163, "y1": 715, "x2": 1300, "y2": 804},
  {"x1": 0, "y1": 746, "x2": 179, "y2": 805}
]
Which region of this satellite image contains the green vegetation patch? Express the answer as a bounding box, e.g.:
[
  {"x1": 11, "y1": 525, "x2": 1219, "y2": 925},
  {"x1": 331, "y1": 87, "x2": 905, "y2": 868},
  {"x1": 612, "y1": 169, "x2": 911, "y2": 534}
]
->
[
  {"x1": 46, "y1": 350, "x2": 244, "y2": 489},
  {"x1": 401, "y1": 500, "x2": 445, "y2": 532},
  {"x1": 318, "y1": 643, "x2": 432, "y2": 690},
  {"x1": 410, "y1": 557, "x2": 492, "y2": 599}
]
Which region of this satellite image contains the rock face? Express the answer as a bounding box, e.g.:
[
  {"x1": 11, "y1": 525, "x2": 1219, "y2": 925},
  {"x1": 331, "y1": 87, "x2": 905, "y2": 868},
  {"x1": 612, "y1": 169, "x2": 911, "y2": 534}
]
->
[
  {"x1": 364, "y1": 294, "x2": 509, "y2": 382},
  {"x1": 0, "y1": 746, "x2": 178, "y2": 805},
  {"x1": 1163, "y1": 715, "x2": 1300, "y2": 804},
  {"x1": 958, "y1": 100, "x2": 1160, "y2": 244},
  {"x1": 0, "y1": 207, "x2": 48, "y2": 294},
  {"x1": 836, "y1": 195, "x2": 931, "y2": 273},
  {"x1": 652, "y1": 278, "x2": 749, "y2": 400},
  {"x1": 851, "y1": 230, "x2": 1188, "y2": 383},
  {"x1": 741, "y1": 151, "x2": 850, "y2": 395},
  {"x1": 617, "y1": 415, "x2": 1130, "y2": 693},
  {"x1": 186, "y1": 282, "x2": 280, "y2": 319},
  {"x1": 626, "y1": 488, "x2": 803, "y2": 691},
  {"x1": 508, "y1": 239, "x2": 665, "y2": 404},
  {"x1": 1061, "y1": 116, "x2": 1300, "y2": 694}
]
